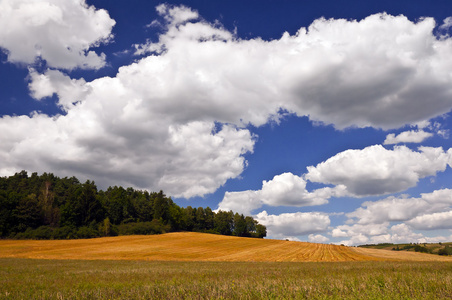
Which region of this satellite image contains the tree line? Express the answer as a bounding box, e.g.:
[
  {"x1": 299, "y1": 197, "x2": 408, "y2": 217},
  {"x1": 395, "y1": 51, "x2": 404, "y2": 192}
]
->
[{"x1": 0, "y1": 171, "x2": 266, "y2": 239}]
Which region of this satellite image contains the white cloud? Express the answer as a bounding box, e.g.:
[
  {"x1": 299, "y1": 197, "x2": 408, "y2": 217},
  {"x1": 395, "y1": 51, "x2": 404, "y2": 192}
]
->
[
  {"x1": 256, "y1": 211, "x2": 330, "y2": 239},
  {"x1": 340, "y1": 223, "x2": 448, "y2": 245},
  {"x1": 407, "y1": 211, "x2": 452, "y2": 230},
  {"x1": 383, "y1": 130, "x2": 433, "y2": 144},
  {"x1": 332, "y1": 223, "x2": 389, "y2": 239},
  {"x1": 439, "y1": 17, "x2": 452, "y2": 31},
  {"x1": 0, "y1": 0, "x2": 115, "y2": 69},
  {"x1": 332, "y1": 189, "x2": 452, "y2": 245},
  {"x1": 0, "y1": 111, "x2": 254, "y2": 198},
  {"x1": 346, "y1": 189, "x2": 452, "y2": 226},
  {"x1": 28, "y1": 69, "x2": 91, "y2": 111},
  {"x1": 308, "y1": 234, "x2": 329, "y2": 243},
  {"x1": 5, "y1": 5, "x2": 452, "y2": 199},
  {"x1": 218, "y1": 191, "x2": 262, "y2": 216},
  {"x1": 339, "y1": 234, "x2": 369, "y2": 246},
  {"x1": 217, "y1": 173, "x2": 346, "y2": 215},
  {"x1": 305, "y1": 145, "x2": 450, "y2": 196},
  {"x1": 347, "y1": 196, "x2": 430, "y2": 225},
  {"x1": 131, "y1": 8, "x2": 452, "y2": 129},
  {"x1": 260, "y1": 173, "x2": 345, "y2": 206}
]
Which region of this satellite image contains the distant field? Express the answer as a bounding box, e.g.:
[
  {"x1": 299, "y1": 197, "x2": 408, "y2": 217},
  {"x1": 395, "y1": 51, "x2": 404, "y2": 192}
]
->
[
  {"x1": 1, "y1": 232, "x2": 451, "y2": 262},
  {"x1": 359, "y1": 242, "x2": 452, "y2": 255}
]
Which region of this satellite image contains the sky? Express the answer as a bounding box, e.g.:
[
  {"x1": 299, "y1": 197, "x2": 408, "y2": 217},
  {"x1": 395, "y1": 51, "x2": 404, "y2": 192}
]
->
[{"x1": 2, "y1": 0, "x2": 452, "y2": 245}]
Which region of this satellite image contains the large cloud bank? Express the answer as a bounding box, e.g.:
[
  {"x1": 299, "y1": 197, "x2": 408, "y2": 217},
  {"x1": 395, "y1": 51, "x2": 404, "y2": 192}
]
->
[{"x1": 2, "y1": 3, "x2": 452, "y2": 204}]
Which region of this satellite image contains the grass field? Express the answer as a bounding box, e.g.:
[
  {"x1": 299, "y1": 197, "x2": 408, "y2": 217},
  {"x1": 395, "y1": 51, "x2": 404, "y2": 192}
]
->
[
  {"x1": 1, "y1": 258, "x2": 452, "y2": 299},
  {"x1": 1, "y1": 232, "x2": 452, "y2": 299},
  {"x1": 1, "y1": 232, "x2": 451, "y2": 262}
]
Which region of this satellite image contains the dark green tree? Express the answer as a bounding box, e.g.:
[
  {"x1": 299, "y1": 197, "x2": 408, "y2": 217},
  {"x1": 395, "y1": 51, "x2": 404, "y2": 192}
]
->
[
  {"x1": 255, "y1": 224, "x2": 267, "y2": 238},
  {"x1": 233, "y1": 213, "x2": 248, "y2": 237},
  {"x1": 214, "y1": 210, "x2": 234, "y2": 235}
]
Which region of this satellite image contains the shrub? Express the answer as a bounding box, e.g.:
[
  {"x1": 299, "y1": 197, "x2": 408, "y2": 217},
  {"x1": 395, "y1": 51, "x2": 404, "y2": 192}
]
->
[{"x1": 116, "y1": 220, "x2": 170, "y2": 236}]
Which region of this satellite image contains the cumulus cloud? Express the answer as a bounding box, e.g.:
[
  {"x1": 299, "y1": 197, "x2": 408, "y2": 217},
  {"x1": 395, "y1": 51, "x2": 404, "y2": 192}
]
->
[
  {"x1": 346, "y1": 189, "x2": 452, "y2": 225},
  {"x1": 407, "y1": 211, "x2": 452, "y2": 230},
  {"x1": 439, "y1": 17, "x2": 452, "y2": 31},
  {"x1": 0, "y1": 110, "x2": 254, "y2": 198},
  {"x1": 28, "y1": 69, "x2": 91, "y2": 111},
  {"x1": 0, "y1": 0, "x2": 115, "y2": 69},
  {"x1": 217, "y1": 173, "x2": 346, "y2": 215},
  {"x1": 218, "y1": 191, "x2": 262, "y2": 216},
  {"x1": 347, "y1": 196, "x2": 428, "y2": 225},
  {"x1": 305, "y1": 145, "x2": 451, "y2": 196},
  {"x1": 256, "y1": 210, "x2": 330, "y2": 239},
  {"x1": 131, "y1": 8, "x2": 452, "y2": 129},
  {"x1": 338, "y1": 223, "x2": 448, "y2": 246},
  {"x1": 332, "y1": 223, "x2": 389, "y2": 239},
  {"x1": 308, "y1": 234, "x2": 329, "y2": 243},
  {"x1": 4, "y1": 4, "x2": 452, "y2": 199},
  {"x1": 332, "y1": 189, "x2": 452, "y2": 245},
  {"x1": 383, "y1": 130, "x2": 433, "y2": 144}
]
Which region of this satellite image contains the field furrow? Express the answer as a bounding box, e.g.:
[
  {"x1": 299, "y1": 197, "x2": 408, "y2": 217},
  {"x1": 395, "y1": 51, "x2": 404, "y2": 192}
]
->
[{"x1": 1, "y1": 232, "x2": 452, "y2": 262}]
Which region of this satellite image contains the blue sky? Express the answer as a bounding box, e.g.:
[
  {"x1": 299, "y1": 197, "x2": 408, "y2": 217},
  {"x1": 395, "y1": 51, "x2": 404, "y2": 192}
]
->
[{"x1": 2, "y1": 0, "x2": 452, "y2": 245}]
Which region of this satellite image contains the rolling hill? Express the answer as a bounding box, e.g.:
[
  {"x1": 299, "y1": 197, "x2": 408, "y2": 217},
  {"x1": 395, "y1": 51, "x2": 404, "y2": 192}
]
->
[{"x1": 1, "y1": 232, "x2": 451, "y2": 262}]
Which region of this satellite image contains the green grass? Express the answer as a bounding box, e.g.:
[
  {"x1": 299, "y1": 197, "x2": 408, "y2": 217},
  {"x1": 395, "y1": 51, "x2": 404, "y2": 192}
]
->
[{"x1": 1, "y1": 258, "x2": 452, "y2": 299}]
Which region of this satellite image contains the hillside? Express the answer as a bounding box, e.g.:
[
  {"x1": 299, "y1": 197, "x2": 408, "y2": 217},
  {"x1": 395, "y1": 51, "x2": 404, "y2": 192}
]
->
[
  {"x1": 358, "y1": 242, "x2": 452, "y2": 256},
  {"x1": 1, "y1": 232, "x2": 452, "y2": 262}
]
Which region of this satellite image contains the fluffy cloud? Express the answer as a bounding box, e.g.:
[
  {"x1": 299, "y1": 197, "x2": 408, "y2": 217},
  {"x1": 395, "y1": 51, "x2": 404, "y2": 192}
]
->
[
  {"x1": 4, "y1": 4, "x2": 452, "y2": 199},
  {"x1": 132, "y1": 7, "x2": 452, "y2": 129},
  {"x1": 0, "y1": 110, "x2": 254, "y2": 198},
  {"x1": 218, "y1": 191, "x2": 262, "y2": 216},
  {"x1": 28, "y1": 69, "x2": 91, "y2": 111},
  {"x1": 332, "y1": 190, "x2": 452, "y2": 245},
  {"x1": 407, "y1": 211, "x2": 452, "y2": 230},
  {"x1": 337, "y1": 223, "x2": 448, "y2": 246},
  {"x1": 439, "y1": 17, "x2": 452, "y2": 31},
  {"x1": 217, "y1": 173, "x2": 346, "y2": 215},
  {"x1": 256, "y1": 211, "x2": 330, "y2": 239},
  {"x1": 347, "y1": 189, "x2": 452, "y2": 225},
  {"x1": 347, "y1": 196, "x2": 429, "y2": 225},
  {"x1": 305, "y1": 145, "x2": 451, "y2": 196},
  {"x1": 332, "y1": 223, "x2": 389, "y2": 239},
  {"x1": 383, "y1": 130, "x2": 433, "y2": 144},
  {"x1": 0, "y1": 0, "x2": 115, "y2": 69},
  {"x1": 308, "y1": 234, "x2": 329, "y2": 243}
]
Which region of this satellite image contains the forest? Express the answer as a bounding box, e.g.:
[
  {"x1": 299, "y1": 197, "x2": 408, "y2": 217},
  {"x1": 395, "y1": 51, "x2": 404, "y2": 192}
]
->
[{"x1": 0, "y1": 171, "x2": 266, "y2": 239}]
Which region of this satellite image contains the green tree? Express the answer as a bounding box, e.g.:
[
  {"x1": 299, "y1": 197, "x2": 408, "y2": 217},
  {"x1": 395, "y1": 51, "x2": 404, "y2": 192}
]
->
[
  {"x1": 182, "y1": 206, "x2": 195, "y2": 231},
  {"x1": 233, "y1": 213, "x2": 248, "y2": 237},
  {"x1": 194, "y1": 207, "x2": 206, "y2": 231},
  {"x1": 13, "y1": 194, "x2": 42, "y2": 232},
  {"x1": 204, "y1": 207, "x2": 214, "y2": 230},
  {"x1": 214, "y1": 210, "x2": 234, "y2": 235},
  {"x1": 99, "y1": 217, "x2": 112, "y2": 236},
  {"x1": 153, "y1": 191, "x2": 169, "y2": 222},
  {"x1": 255, "y1": 224, "x2": 267, "y2": 238}
]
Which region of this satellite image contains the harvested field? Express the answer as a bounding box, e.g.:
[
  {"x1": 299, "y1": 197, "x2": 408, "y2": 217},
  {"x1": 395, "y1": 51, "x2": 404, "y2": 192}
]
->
[{"x1": 1, "y1": 232, "x2": 451, "y2": 262}]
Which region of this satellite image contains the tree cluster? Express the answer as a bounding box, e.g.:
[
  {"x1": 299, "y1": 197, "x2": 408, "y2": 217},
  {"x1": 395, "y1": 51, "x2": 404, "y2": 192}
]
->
[{"x1": 0, "y1": 171, "x2": 266, "y2": 239}]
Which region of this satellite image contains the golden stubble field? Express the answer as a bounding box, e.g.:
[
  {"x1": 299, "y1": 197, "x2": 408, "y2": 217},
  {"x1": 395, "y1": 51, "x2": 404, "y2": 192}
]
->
[{"x1": 1, "y1": 232, "x2": 451, "y2": 262}]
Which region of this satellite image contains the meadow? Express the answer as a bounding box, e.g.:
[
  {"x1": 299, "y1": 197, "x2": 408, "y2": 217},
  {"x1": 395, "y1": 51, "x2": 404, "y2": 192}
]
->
[
  {"x1": 1, "y1": 232, "x2": 452, "y2": 299},
  {"x1": 1, "y1": 258, "x2": 452, "y2": 299}
]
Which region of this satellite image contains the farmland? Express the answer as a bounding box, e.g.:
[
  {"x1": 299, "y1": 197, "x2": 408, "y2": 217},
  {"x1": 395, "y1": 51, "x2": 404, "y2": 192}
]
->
[
  {"x1": 1, "y1": 233, "x2": 452, "y2": 299},
  {"x1": 1, "y1": 259, "x2": 452, "y2": 299},
  {"x1": 1, "y1": 232, "x2": 451, "y2": 262}
]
